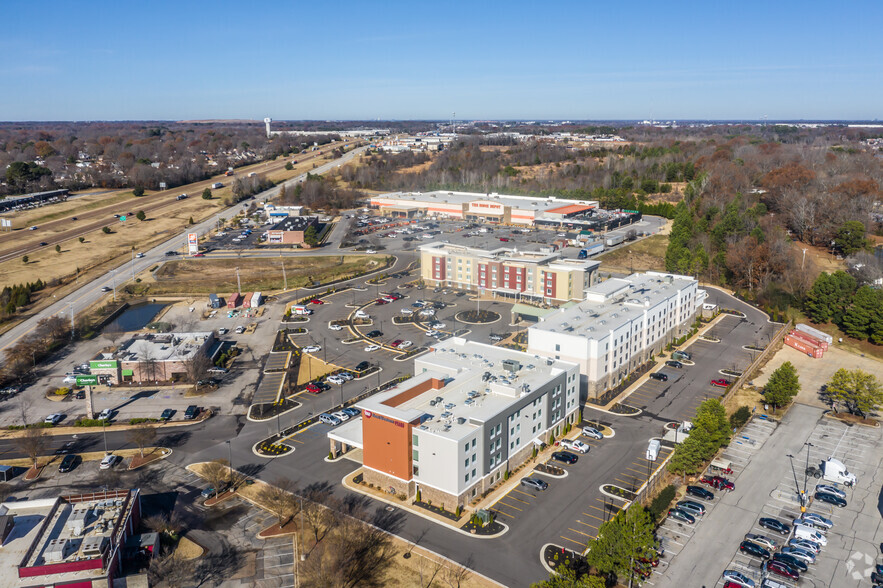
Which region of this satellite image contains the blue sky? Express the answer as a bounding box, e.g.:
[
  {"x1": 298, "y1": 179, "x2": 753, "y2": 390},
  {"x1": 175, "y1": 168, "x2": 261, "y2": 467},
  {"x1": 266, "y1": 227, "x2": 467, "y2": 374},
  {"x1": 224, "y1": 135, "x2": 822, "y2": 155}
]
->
[{"x1": 2, "y1": 0, "x2": 881, "y2": 121}]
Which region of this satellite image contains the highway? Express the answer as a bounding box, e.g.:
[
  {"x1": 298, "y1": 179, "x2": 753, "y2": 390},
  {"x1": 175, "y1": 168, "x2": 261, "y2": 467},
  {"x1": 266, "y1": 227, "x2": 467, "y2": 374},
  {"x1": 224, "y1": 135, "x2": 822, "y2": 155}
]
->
[{"x1": 0, "y1": 146, "x2": 367, "y2": 355}]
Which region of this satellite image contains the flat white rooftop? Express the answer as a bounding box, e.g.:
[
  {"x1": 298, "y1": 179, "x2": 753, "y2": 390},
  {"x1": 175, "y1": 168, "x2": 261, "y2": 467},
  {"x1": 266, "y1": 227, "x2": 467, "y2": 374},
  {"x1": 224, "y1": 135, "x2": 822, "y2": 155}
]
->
[{"x1": 374, "y1": 190, "x2": 598, "y2": 212}]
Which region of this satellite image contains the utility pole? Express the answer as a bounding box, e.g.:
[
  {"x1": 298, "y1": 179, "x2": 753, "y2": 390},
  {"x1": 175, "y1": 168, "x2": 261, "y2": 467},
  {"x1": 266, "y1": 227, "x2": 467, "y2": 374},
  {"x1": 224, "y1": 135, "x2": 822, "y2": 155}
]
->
[
  {"x1": 281, "y1": 255, "x2": 288, "y2": 290},
  {"x1": 235, "y1": 267, "x2": 242, "y2": 294},
  {"x1": 68, "y1": 302, "x2": 75, "y2": 339},
  {"x1": 111, "y1": 269, "x2": 117, "y2": 301}
]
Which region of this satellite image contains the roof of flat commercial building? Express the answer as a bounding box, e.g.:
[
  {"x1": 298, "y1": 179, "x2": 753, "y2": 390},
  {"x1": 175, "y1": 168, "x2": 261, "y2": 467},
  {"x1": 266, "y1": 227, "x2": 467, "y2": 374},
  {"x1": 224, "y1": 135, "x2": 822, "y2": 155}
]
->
[
  {"x1": 270, "y1": 216, "x2": 317, "y2": 232},
  {"x1": 357, "y1": 338, "x2": 575, "y2": 440},
  {"x1": 544, "y1": 204, "x2": 595, "y2": 215},
  {"x1": 532, "y1": 272, "x2": 698, "y2": 338},
  {"x1": 117, "y1": 332, "x2": 212, "y2": 363},
  {"x1": 374, "y1": 190, "x2": 598, "y2": 213},
  {"x1": 419, "y1": 242, "x2": 600, "y2": 272}
]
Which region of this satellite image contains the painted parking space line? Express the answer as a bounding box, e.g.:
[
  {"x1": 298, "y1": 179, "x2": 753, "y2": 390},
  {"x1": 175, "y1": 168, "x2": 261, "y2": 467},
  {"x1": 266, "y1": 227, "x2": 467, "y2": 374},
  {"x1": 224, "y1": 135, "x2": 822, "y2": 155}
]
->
[
  {"x1": 511, "y1": 488, "x2": 538, "y2": 499},
  {"x1": 492, "y1": 508, "x2": 515, "y2": 519},
  {"x1": 568, "y1": 527, "x2": 594, "y2": 538},
  {"x1": 560, "y1": 535, "x2": 587, "y2": 548},
  {"x1": 576, "y1": 519, "x2": 600, "y2": 529},
  {"x1": 503, "y1": 493, "x2": 532, "y2": 506},
  {"x1": 496, "y1": 500, "x2": 523, "y2": 512}
]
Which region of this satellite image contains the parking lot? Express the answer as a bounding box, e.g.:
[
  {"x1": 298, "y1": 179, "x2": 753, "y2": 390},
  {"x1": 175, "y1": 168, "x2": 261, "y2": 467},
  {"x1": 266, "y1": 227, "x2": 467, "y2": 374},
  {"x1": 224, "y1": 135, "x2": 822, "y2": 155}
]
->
[{"x1": 658, "y1": 402, "x2": 883, "y2": 588}]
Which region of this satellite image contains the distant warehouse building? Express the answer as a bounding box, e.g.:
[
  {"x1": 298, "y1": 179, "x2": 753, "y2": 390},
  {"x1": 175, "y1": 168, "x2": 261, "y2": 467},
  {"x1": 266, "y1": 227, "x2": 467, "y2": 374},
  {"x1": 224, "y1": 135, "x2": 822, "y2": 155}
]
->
[
  {"x1": 527, "y1": 272, "x2": 704, "y2": 400},
  {"x1": 370, "y1": 190, "x2": 598, "y2": 225},
  {"x1": 327, "y1": 339, "x2": 580, "y2": 511},
  {"x1": 419, "y1": 242, "x2": 600, "y2": 303},
  {"x1": 265, "y1": 216, "x2": 318, "y2": 245}
]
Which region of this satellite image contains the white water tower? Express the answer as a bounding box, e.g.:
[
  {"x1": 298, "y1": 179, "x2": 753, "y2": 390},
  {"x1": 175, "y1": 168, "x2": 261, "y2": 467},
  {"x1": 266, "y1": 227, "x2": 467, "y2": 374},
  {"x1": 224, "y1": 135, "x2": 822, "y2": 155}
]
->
[{"x1": 264, "y1": 117, "x2": 272, "y2": 138}]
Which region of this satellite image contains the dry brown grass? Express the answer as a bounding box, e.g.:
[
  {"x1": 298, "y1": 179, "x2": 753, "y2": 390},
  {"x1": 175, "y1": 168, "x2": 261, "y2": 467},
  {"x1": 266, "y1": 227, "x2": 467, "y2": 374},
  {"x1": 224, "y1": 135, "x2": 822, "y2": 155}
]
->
[
  {"x1": 174, "y1": 537, "x2": 205, "y2": 560},
  {"x1": 134, "y1": 255, "x2": 384, "y2": 296},
  {"x1": 296, "y1": 353, "x2": 338, "y2": 385},
  {"x1": 596, "y1": 233, "x2": 669, "y2": 273}
]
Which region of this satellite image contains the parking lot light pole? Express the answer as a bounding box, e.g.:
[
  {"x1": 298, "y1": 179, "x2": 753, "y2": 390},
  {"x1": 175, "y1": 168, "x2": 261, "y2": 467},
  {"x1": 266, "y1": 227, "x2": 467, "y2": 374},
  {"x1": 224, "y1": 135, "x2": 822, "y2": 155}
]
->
[
  {"x1": 786, "y1": 453, "x2": 805, "y2": 511},
  {"x1": 803, "y1": 442, "x2": 814, "y2": 503}
]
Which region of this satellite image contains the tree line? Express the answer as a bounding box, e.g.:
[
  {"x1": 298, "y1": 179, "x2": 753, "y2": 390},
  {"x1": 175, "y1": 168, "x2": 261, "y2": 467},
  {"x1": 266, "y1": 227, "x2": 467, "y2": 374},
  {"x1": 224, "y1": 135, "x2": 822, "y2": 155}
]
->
[{"x1": 804, "y1": 270, "x2": 883, "y2": 343}]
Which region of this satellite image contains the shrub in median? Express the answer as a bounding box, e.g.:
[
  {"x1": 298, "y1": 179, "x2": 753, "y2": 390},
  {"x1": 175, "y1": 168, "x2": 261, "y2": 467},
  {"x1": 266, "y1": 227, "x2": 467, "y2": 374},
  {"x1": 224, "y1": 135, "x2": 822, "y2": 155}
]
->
[
  {"x1": 75, "y1": 418, "x2": 108, "y2": 427},
  {"x1": 729, "y1": 406, "x2": 752, "y2": 429},
  {"x1": 54, "y1": 387, "x2": 71, "y2": 396},
  {"x1": 648, "y1": 484, "x2": 677, "y2": 522}
]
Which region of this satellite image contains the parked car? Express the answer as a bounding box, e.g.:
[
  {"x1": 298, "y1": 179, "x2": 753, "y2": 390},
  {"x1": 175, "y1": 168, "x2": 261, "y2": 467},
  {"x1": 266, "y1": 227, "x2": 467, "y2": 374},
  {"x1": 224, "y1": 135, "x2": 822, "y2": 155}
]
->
[
  {"x1": 366, "y1": 330, "x2": 383, "y2": 338},
  {"x1": 559, "y1": 439, "x2": 590, "y2": 454},
  {"x1": 58, "y1": 454, "x2": 80, "y2": 473},
  {"x1": 700, "y1": 475, "x2": 735, "y2": 491},
  {"x1": 814, "y1": 491, "x2": 847, "y2": 507},
  {"x1": 397, "y1": 341, "x2": 413, "y2": 349},
  {"x1": 772, "y1": 553, "x2": 807, "y2": 573},
  {"x1": 341, "y1": 407, "x2": 360, "y2": 418},
  {"x1": 328, "y1": 323, "x2": 344, "y2": 331},
  {"x1": 758, "y1": 517, "x2": 791, "y2": 535},
  {"x1": 310, "y1": 299, "x2": 324, "y2": 304},
  {"x1": 326, "y1": 375, "x2": 345, "y2": 385},
  {"x1": 743, "y1": 533, "x2": 776, "y2": 550},
  {"x1": 782, "y1": 545, "x2": 817, "y2": 563},
  {"x1": 364, "y1": 344, "x2": 381, "y2": 352},
  {"x1": 184, "y1": 405, "x2": 199, "y2": 420},
  {"x1": 520, "y1": 477, "x2": 549, "y2": 491},
  {"x1": 739, "y1": 540, "x2": 770, "y2": 559},
  {"x1": 338, "y1": 372, "x2": 354, "y2": 381},
  {"x1": 98, "y1": 409, "x2": 113, "y2": 421},
  {"x1": 331, "y1": 411, "x2": 350, "y2": 422},
  {"x1": 160, "y1": 409, "x2": 175, "y2": 420},
  {"x1": 99, "y1": 454, "x2": 119, "y2": 470},
  {"x1": 428, "y1": 322, "x2": 446, "y2": 329},
  {"x1": 302, "y1": 345, "x2": 321, "y2": 353},
  {"x1": 550, "y1": 451, "x2": 578, "y2": 465},
  {"x1": 665, "y1": 360, "x2": 683, "y2": 369},
  {"x1": 711, "y1": 378, "x2": 731, "y2": 387},
  {"x1": 668, "y1": 508, "x2": 696, "y2": 524},
  {"x1": 581, "y1": 427, "x2": 603, "y2": 440},
  {"x1": 318, "y1": 413, "x2": 341, "y2": 426},
  {"x1": 426, "y1": 329, "x2": 440, "y2": 337},
  {"x1": 44, "y1": 413, "x2": 64, "y2": 425},
  {"x1": 305, "y1": 383, "x2": 322, "y2": 394},
  {"x1": 649, "y1": 372, "x2": 668, "y2": 382},
  {"x1": 815, "y1": 484, "x2": 846, "y2": 499},
  {"x1": 355, "y1": 310, "x2": 369, "y2": 319},
  {"x1": 722, "y1": 570, "x2": 755, "y2": 588},
  {"x1": 797, "y1": 512, "x2": 833, "y2": 529},
  {"x1": 685, "y1": 485, "x2": 715, "y2": 500},
  {"x1": 765, "y1": 560, "x2": 799, "y2": 580},
  {"x1": 355, "y1": 361, "x2": 372, "y2": 371},
  {"x1": 676, "y1": 500, "x2": 706, "y2": 517}
]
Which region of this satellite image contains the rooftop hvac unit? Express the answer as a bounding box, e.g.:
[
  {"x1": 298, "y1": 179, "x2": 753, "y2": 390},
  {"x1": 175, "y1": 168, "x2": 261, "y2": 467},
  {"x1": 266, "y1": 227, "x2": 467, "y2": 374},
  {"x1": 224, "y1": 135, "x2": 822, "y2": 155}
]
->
[
  {"x1": 457, "y1": 417, "x2": 466, "y2": 425},
  {"x1": 82, "y1": 536, "x2": 108, "y2": 558},
  {"x1": 429, "y1": 400, "x2": 437, "y2": 407},
  {"x1": 435, "y1": 396, "x2": 443, "y2": 404},
  {"x1": 501, "y1": 359, "x2": 521, "y2": 373},
  {"x1": 45, "y1": 538, "x2": 69, "y2": 563}
]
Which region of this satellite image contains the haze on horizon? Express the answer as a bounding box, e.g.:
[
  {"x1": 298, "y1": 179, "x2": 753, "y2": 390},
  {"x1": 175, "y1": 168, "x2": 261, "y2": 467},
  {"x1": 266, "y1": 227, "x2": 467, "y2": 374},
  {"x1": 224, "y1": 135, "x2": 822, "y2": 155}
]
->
[{"x1": 2, "y1": 0, "x2": 881, "y2": 122}]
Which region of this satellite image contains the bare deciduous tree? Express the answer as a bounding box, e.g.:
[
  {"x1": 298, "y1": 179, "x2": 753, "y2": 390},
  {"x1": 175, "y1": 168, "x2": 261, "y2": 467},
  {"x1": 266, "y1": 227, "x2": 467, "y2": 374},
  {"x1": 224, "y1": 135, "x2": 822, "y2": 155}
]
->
[
  {"x1": 15, "y1": 427, "x2": 46, "y2": 470},
  {"x1": 126, "y1": 423, "x2": 157, "y2": 457},
  {"x1": 258, "y1": 477, "x2": 300, "y2": 525},
  {"x1": 201, "y1": 459, "x2": 231, "y2": 496}
]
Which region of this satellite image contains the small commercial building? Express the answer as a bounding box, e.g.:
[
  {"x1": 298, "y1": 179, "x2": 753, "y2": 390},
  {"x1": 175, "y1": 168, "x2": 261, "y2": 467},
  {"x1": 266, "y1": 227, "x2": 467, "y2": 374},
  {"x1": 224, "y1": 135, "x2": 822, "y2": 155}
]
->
[
  {"x1": 0, "y1": 489, "x2": 143, "y2": 587},
  {"x1": 265, "y1": 216, "x2": 319, "y2": 245},
  {"x1": 419, "y1": 242, "x2": 600, "y2": 303},
  {"x1": 93, "y1": 332, "x2": 216, "y2": 384},
  {"x1": 528, "y1": 272, "x2": 703, "y2": 399},
  {"x1": 328, "y1": 339, "x2": 579, "y2": 511}
]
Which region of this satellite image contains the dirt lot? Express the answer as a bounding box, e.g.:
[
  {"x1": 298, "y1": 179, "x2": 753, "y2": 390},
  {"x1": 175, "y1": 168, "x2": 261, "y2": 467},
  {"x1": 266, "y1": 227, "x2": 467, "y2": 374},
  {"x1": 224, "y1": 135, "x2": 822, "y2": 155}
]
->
[
  {"x1": 137, "y1": 255, "x2": 387, "y2": 295},
  {"x1": 595, "y1": 232, "x2": 669, "y2": 273}
]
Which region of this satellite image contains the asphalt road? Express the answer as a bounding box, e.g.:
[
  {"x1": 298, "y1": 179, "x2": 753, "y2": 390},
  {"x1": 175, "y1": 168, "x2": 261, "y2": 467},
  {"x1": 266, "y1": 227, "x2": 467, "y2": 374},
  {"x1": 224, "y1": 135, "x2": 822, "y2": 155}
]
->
[{"x1": 0, "y1": 146, "x2": 367, "y2": 356}]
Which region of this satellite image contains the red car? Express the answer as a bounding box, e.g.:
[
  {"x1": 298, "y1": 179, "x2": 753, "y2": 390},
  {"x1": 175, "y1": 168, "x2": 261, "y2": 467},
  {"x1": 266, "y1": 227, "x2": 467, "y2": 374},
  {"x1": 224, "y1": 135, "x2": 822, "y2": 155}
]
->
[
  {"x1": 310, "y1": 299, "x2": 324, "y2": 304},
  {"x1": 700, "y1": 476, "x2": 735, "y2": 491},
  {"x1": 305, "y1": 383, "x2": 321, "y2": 393},
  {"x1": 766, "y1": 560, "x2": 799, "y2": 580},
  {"x1": 390, "y1": 339, "x2": 404, "y2": 348},
  {"x1": 637, "y1": 554, "x2": 659, "y2": 568},
  {"x1": 375, "y1": 299, "x2": 388, "y2": 305},
  {"x1": 710, "y1": 378, "x2": 731, "y2": 388},
  {"x1": 193, "y1": 253, "x2": 204, "y2": 257}
]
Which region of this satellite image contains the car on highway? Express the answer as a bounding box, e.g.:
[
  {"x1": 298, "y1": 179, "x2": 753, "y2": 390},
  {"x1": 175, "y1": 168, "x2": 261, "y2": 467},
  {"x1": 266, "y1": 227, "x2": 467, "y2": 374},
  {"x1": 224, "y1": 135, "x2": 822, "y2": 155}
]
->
[
  {"x1": 55, "y1": 441, "x2": 75, "y2": 454},
  {"x1": 44, "y1": 413, "x2": 64, "y2": 425},
  {"x1": 100, "y1": 286, "x2": 112, "y2": 292},
  {"x1": 771, "y1": 553, "x2": 807, "y2": 573},
  {"x1": 302, "y1": 345, "x2": 321, "y2": 353},
  {"x1": 319, "y1": 413, "x2": 341, "y2": 426},
  {"x1": 665, "y1": 360, "x2": 683, "y2": 369},
  {"x1": 40, "y1": 242, "x2": 48, "y2": 246},
  {"x1": 364, "y1": 344, "x2": 381, "y2": 352},
  {"x1": 668, "y1": 508, "x2": 695, "y2": 524},
  {"x1": 815, "y1": 484, "x2": 846, "y2": 498},
  {"x1": 558, "y1": 439, "x2": 590, "y2": 454},
  {"x1": 796, "y1": 512, "x2": 833, "y2": 529},
  {"x1": 739, "y1": 540, "x2": 770, "y2": 559},
  {"x1": 29, "y1": 225, "x2": 38, "y2": 230},
  {"x1": 758, "y1": 517, "x2": 790, "y2": 535},
  {"x1": 184, "y1": 405, "x2": 199, "y2": 420},
  {"x1": 722, "y1": 570, "x2": 755, "y2": 588},
  {"x1": 814, "y1": 491, "x2": 847, "y2": 507},
  {"x1": 649, "y1": 372, "x2": 668, "y2": 381},
  {"x1": 164, "y1": 251, "x2": 178, "y2": 256},
  {"x1": 136, "y1": 252, "x2": 144, "y2": 258},
  {"x1": 160, "y1": 409, "x2": 175, "y2": 420},
  {"x1": 581, "y1": 427, "x2": 603, "y2": 440},
  {"x1": 685, "y1": 485, "x2": 714, "y2": 500},
  {"x1": 764, "y1": 560, "x2": 798, "y2": 580},
  {"x1": 676, "y1": 500, "x2": 706, "y2": 517},
  {"x1": 365, "y1": 249, "x2": 377, "y2": 254},
  {"x1": 328, "y1": 324, "x2": 344, "y2": 331},
  {"x1": 550, "y1": 451, "x2": 578, "y2": 465},
  {"x1": 99, "y1": 454, "x2": 119, "y2": 470},
  {"x1": 58, "y1": 454, "x2": 80, "y2": 473},
  {"x1": 520, "y1": 477, "x2": 548, "y2": 491},
  {"x1": 711, "y1": 378, "x2": 731, "y2": 387}
]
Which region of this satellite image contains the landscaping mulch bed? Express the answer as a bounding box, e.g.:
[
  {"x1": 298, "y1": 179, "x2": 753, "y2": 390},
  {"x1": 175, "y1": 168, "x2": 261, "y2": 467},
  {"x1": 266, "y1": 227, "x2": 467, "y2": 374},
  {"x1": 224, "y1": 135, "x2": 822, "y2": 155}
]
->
[
  {"x1": 721, "y1": 370, "x2": 743, "y2": 377},
  {"x1": 543, "y1": 545, "x2": 589, "y2": 574},
  {"x1": 455, "y1": 310, "x2": 500, "y2": 324},
  {"x1": 826, "y1": 412, "x2": 879, "y2": 427},
  {"x1": 128, "y1": 451, "x2": 165, "y2": 470},
  {"x1": 257, "y1": 518, "x2": 298, "y2": 538},
  {"x1": 204, "y1": 489, "x2": 235, "y2": 507},
  {"x1": 24, "y1": 466, "x2": 43, "y2": 481},
  {"x1": 413, "y1": 501, "x2": 461, "y2": 522},
  {"x1": 535, "y1": 463, "x2": 566, "y2": 476},
  {"x1": 460, "y1": 518, "x2": 505, "y2": 536},
  {"x1": 272, "y1": 330, "x2": 295, "y2": 352},
  {"x1": 248, "y1": 399, "x2": 299, "y2": 421},
  {"x1": 610, "y1": 403, "x2": 641, "y2": 415},
  {"x1": 256, "y1": 442, "x2": 291, "y2": 457},
  {"x1": 602, "y1": 484, "x2": 637, "y2": 501}
]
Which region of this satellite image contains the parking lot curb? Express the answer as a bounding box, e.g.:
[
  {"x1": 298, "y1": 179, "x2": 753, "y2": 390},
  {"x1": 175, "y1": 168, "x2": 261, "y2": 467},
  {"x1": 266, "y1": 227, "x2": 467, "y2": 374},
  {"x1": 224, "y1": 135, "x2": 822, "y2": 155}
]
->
[
  {"x1": 341, "y1": 469, "x2": 509, "y2": 539},
  {"x1": 539, "y1": 543, "x2": 559, "y2": 575},
  {"x1": 251, "y1": 440, "x2": 295, "y2": 459},
  {"x1": 598, "y1": 485, "x2": 634, "y2": 504},
  {"x1": 245, "y1": 400, "x2": 302, "y2": 423}
]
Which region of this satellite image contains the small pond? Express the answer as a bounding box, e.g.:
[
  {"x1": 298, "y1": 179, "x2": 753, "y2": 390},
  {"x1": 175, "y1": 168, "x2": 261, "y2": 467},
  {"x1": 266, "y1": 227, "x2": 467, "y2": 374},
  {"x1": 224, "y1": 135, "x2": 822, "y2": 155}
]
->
[{"x1": 108, "y1": 303, "x2": 167, "y2": 332}]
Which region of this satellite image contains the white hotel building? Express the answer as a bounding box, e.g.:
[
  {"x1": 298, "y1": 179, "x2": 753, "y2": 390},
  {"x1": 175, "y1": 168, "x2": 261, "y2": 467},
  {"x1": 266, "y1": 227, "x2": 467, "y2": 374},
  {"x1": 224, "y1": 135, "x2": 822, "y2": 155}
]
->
[{"x1": 527, "y1": 272, "x2": 704, "y2": 399}]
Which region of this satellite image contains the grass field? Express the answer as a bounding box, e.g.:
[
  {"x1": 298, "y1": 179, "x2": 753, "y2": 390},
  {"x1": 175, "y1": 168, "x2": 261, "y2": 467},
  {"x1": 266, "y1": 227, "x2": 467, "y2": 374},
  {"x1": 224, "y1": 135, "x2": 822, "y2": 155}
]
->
[
  {"x1": 135, "y1": 255, "x2": 387, "y2": 295},
  {"x1": 595, "y1": 233, "x2": 669, "y2": 274}
]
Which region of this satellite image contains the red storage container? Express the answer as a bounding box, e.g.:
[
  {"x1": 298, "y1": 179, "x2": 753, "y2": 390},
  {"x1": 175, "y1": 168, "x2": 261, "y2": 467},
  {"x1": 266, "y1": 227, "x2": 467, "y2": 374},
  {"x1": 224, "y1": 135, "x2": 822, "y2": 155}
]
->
[
  {"x1": 789, "y1": 329, "x2": 828, "y2": 351},
  {"x1": 241, "y1": 292, "x2": 253, "y2": 308},
  {"x1": 227, "y1": 292, "x2": 241, "y2": 308},
  {"x1": 785, "y1": 335, "x2": 824, "y2": 358}
]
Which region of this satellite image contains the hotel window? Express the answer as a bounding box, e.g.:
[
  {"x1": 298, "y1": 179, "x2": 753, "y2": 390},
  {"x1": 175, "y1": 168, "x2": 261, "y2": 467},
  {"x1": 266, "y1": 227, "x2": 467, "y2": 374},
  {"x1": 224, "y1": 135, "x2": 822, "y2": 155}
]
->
[
  {"x1": 472, "y1": 439, "x2": 476, "y2": 448},
  {"x1": 465, "y1": 473, "x2": 470, "y2": 482},
  {"x1": 471, "y1": 454, "x2": 476, "y2": 464},
  {"x1": 412, "y1": 435, "x2": 418, "y2": 446},
  {"x1": 464, "y1": 458, "x2": 469, "y2": 467},
  {"x1": 463, "y1": 443, "x2": 469, "y2": 452},
  {"x1": 413, "y1": 450, "x2": 419, "y2": 461}
]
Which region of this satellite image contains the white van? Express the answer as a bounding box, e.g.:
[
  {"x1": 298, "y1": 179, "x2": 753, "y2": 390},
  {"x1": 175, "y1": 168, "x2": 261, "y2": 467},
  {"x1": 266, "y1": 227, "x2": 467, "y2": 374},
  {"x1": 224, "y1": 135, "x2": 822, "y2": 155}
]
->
[
  {"x1": 793, "y1": 523, "x2": 827, "y2": 546},
  {"x1": 646, "y1": 439, "x2": 660, "y2": 461}
]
